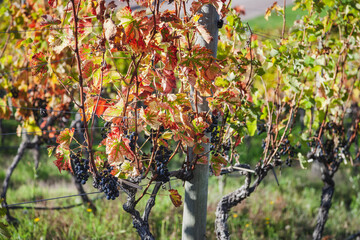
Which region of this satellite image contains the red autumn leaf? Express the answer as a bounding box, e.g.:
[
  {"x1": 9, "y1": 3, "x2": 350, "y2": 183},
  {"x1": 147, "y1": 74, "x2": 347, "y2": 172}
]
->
[
  {"x1": 82, "y1": 60, "x2": 100, "y2": 79},
  {"x1": 79, "y1": 44, "x2": 93, "y2": 61},
  {"x1": 195, "y1": 22, "x2": 213, "y2": 44},
  {"x1": 31, "y1": 52, "x2": 48, "y2": 76},
  {"x1": 211, "y1": 153, "x2": 228, "y2": 176},
  {"x1": 87, "y1": 0, "x2": 97, "y2": 15},
  {"x1": 102, "y1": 99, "x2": 124, "y2": 122},
  {"x1": 78, "y1": 17, "x2": 92, "y2": 35},
  {"x1": 156, "y1": 69, "x2": 176, "y2": 94},
  {"x1": 137, "y1": 84, "x2": 154, "y2": 99},
  {"x1": 39, "y1": 15, "x2": 61, "y2": 27},
  {"x1": 234, "y1": 137, "x2": 242, "y2": 147},
  {"x1": 233, "y1": 5, "x2": 246, "y2": 15},
  {"x1": 56, "y1": 128, "x2": 74, "y2": 149},
  {"x1": 95, "y1": 98, "x2": 111, "y2": 117},
  {"x1": 203, "y1": 61, "x2": 221, "y2": 81},
  {"x1": 48, "y1": 0, "x2": 58, "y2": 8},
  {"x1": 160, "y1": 25, "x2": 171, "y2": 42},
  {"x1": 128, "y1": 37, "x2": 147, "y2": 53},
  {"x1": 193, "y1": 143, "x2": 204, "y2": 154},
  {"x1": 169, "y1": 189, "x2": 182, "y2": 207},
  {"x1": 53, "y1": 153, "x2": 71, "y2": 173},
  {"x1": 211, "y1": 153, "x2": 228, "y2": 165},
  {"x1": 197, "y1": 156, "x2": 208, "y2": 165},
  {"x1": 105, "y1": 128, "x2": 135, "y2": 164},
  {"x1": 212, "y1": 163, "x2": 222, "y2": 176},
  {"x1": 135, "y1": 0, "x2": 151, "y2": 7},
  {"x1": 165, "y1": 44, "x2": 178, "y2": 70}
]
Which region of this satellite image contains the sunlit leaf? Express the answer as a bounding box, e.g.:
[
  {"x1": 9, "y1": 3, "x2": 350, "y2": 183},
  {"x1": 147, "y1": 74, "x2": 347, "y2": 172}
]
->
[{"x1": 169, "y1": 189, "x2": 182, "y2": 207}]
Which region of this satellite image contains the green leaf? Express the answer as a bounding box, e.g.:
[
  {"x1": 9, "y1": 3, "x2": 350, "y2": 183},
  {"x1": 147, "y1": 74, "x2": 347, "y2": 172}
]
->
[
  {"x1": 47, "y1": 146, "x2": 55, "y2": 157},
  {"x1": 193, "y1": 144, "x2": 204, "y2": 155},
  {"x1": 214, "y1": 77, "x2": 230, "y2": 87},
  {"x1": 308, "y1": 35, "x2": 317, "y2": 42},
  {"x1": 256, "y1": 68, "x2": 265, "y2": 76},
  {"x1": 246, "y1": 118, "x2": 257, "y2": 136},
  {"x1": 312, "y1": 65, "x2": 321, "y2": 72}
]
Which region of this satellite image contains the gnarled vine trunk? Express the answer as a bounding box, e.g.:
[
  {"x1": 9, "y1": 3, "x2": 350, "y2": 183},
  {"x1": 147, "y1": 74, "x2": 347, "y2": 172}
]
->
[
  {"x1": 215, "y1": 165, "x2": 271, "y2": 240},
  {"x1": 312, "y1": 162, "x2": 336, "y2": 240},
  {"x1": 122, "y1": 182, "x2": 161, "y2": 240}
]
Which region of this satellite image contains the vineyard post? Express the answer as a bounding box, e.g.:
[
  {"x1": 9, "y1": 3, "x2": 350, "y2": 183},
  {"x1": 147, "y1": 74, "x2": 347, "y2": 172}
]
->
[{"x1": 182, "y1": 4, "x2": 219, "y2": 240}]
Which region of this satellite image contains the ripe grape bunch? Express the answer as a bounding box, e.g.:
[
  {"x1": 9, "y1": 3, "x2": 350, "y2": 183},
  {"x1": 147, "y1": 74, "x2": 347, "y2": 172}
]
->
[
  {"x1": 93, "y1": 165, "x2": 120, "y2": 200},
  {"x1": 207, "y1": 113, "x2": 220, "y2": 153},
  {"x1": 101, "y1": 121, "x2": 112, "y2": 139},
  {"x1": 125, "y1": 131, "x2": 136, "y2": 152},
  {"x1": 154, "y1": 145, "x2": 172, "y2": 183},
  {"x1": 71, "y1": 153, "x2": 90, "y2": 185}
]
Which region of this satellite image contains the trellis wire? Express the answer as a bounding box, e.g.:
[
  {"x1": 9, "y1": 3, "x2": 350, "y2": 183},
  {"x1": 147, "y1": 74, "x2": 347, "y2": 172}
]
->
[
  {"x1": 3, "y1": 178, "x2": 181, "y2": 208},
  {"x1": 0, "y1": 56, "x2": 76, "y2": 76},
  {"x1": 5, "y1": 191, "x2": 101, "y2": 207},
  {"x1": 0, "y1": 25, "x2": 102, "y2": 35},
  {"x1": 0, "y1": 104, "x2": 139, "y2": 121},
  {"x1": 7, "y1": 195, "x2": 105, "y2": 210}
]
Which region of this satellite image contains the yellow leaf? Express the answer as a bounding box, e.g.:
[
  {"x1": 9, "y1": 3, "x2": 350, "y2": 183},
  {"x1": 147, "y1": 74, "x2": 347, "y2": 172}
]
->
[
  {"x1": 23, "y1": 117, "x2": 42, "y2": 136},
  {"x1": 193, "y1": 14, "x2": 202, "y2": 22},
  {"x1": 169, "y1": 189, "x2": 182, "y2": 207}
]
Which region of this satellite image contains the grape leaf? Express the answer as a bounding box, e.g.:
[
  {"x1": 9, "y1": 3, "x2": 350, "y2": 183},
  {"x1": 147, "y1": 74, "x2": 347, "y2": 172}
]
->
[
  {"x1": 56, "y1": 128, "x2": 74, "y2": 149},
  {"x1": 48, "y1": 0, "x2": 58, "y2": 8},
  {"x1": 169, "y1": 189, "x2": 182, "y2": 207},
  {"x1": 53, "y1": 149, "x2": 71, "y2": 173},
  {"x1": 195, "y1": 22, "x2": 213, "y2": 44},
  {"x1": 47, "y1": 146, "x2": 56, "y2": 157},
  {"x1": 105, "y1": 128, "x2": 135, "y2": 164},
  {"x1": 31, "y1": 52, "x2": 48, "y2": 76},
  {"x1": 39, "y1": 15, "x2": 61, "y2": 27},
  {"x1": 102, "y1": 99, "x2": 124, "y2": 122},
  {"x1": 211, "y1": 154, "x2": 227, "y2": 176},
  {"x1": 193, "y1": 143, "x2": 205, "y2": 154}
]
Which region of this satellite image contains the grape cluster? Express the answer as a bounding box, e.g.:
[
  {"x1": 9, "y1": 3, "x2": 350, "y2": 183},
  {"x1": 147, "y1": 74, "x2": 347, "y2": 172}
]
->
[
  {"x1": 308, "y1": 122, "x2": 349, "y2": 165},
  {"x1": 154, "y1": 145, "x2": 171, "y2": 183},
  {"x1": 71, "y1": 153, "x2": 90, "y2": 184},
  {"x1": 10, "y1": 88, "x2": 19, "y2": 98},
  {"x1": 257, "y1": 123, "x2": 266, "y2": 135},
  {"x1": 101, "y1": 121, "x2": 111, "y2": 139},
  {"x1": 207, "y1": 114, "x2": 220, "y2": 152},
  {"x1": 40, "y1": 108, "x2": 48, "y2": 118},
  {"x1": 125, "y1": 131, "x2": 136, "y2": 152},
  {"x1": 279, "y1": 139, "x2": 298, "y2": 166},
  {"x1": 93, "y1": 165, "x2": 120, "y2": 200},
  {"x1": 33, "y1": 98, "x2": 48, "y2": 120},
  {"x1": 262, "y1": 138, "x2": 299, "y2": 167},
  {"x1": 325, "y1": 122, "x2": 344, "y2": 134}
]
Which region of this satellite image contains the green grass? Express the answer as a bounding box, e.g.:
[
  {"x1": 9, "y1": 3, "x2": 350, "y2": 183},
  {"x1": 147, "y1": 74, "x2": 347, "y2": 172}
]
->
[{"x1": 246, "y1": 5, "x2": 307, "y2": 32}]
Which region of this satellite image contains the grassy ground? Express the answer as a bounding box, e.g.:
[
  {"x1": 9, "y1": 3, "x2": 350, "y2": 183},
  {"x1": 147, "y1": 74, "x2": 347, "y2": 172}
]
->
[{"x1": 246, "y1": 5, "x2": 306, "y2": 31}]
